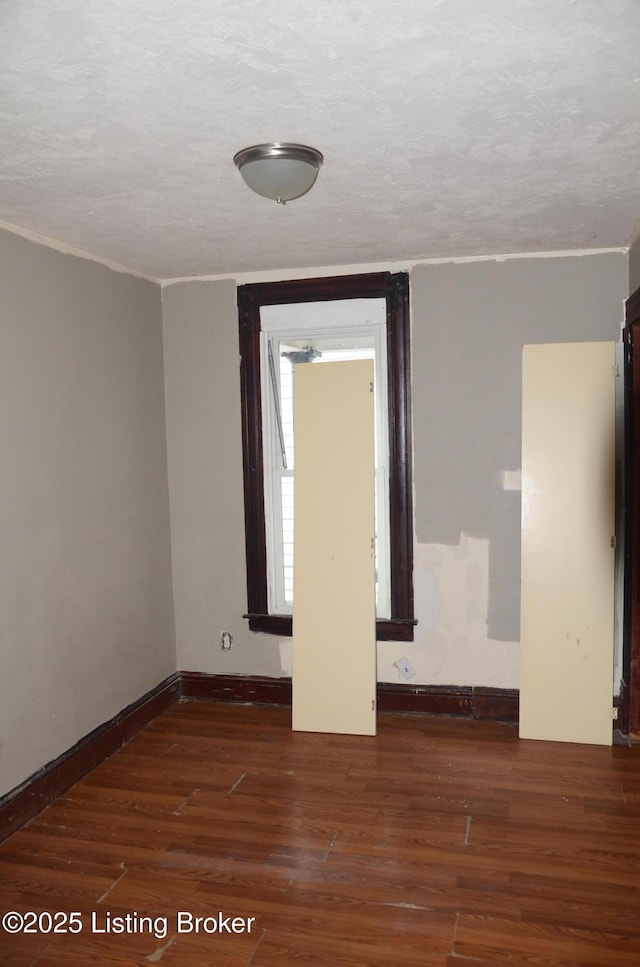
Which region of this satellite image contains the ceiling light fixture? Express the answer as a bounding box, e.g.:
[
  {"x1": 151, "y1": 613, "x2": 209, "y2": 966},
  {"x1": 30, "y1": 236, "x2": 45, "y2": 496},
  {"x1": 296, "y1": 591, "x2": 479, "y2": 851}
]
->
[{"x1": 233, "y1": 142, "x2": 323, "y2": 205}]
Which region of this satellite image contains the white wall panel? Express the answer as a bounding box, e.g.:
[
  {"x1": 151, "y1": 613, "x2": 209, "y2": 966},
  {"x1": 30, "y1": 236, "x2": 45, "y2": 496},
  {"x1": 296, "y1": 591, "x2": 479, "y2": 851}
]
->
[
  {"x1": 293, "y1": 359, "x2": 376, "y2": 735},
  {"x1": 520, "y1": 342, "x2": 615, "y2": 745}
]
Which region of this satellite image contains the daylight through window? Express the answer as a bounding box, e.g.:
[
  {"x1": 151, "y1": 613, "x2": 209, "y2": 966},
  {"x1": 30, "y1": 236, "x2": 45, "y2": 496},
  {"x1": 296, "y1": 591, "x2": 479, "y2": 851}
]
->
[{"x1": 260, "y1": 305, "x2": 390, "y2": 616}]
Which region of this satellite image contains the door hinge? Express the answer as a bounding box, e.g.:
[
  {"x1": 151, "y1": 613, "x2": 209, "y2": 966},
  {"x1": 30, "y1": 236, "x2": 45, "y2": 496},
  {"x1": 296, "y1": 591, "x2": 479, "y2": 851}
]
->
[{"x1": 611, "y1": 535, "x2": 617, "y2": 548}]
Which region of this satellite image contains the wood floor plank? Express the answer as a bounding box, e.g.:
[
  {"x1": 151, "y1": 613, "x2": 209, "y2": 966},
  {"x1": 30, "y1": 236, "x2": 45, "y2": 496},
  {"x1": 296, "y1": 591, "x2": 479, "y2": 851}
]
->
[
  {"x1": 30, "y1": 924, "x2": 257, "y2": 967},
  {"x1": 290, "y1": 853, "x2": 523, "y2": 919},
  {"x1": 1, "y1": 700, "x2": 639, "y2": 966},
  {"x1": 454, "y1": 912, "x2": 640, "y2": 966},
  {"x1": 250, "y1": 929, "x2": 450, "y2": 967}
]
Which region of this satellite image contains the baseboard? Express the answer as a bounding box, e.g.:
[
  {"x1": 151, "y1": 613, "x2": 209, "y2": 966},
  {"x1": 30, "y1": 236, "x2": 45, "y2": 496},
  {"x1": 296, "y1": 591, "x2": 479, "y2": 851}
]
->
[
  {"x1": 180, "y1": 673, "x2": 520, "y2": 723},
  {"x1": 615, "y1": 682, "x2": 629, "y2": 734},
  {"x1": 180, "y1": 671, "x2": 293, "y2": 705},
  {"x1": 378, "y1": 682, "x2": 519, "y2": 721},
  {"x1": 377, "y1": 682, "x2": 473, "y2": 715},
  {"x1": 0, "y1": 673, "x2": 180, "y2": 844},
  {"x1": 471, "y1": 686, "x2": 520, "y2": 722}
]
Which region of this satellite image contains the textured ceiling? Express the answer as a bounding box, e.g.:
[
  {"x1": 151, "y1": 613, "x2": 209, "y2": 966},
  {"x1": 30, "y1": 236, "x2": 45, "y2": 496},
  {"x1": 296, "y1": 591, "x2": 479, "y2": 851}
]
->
[{"x1": 1, "y1": 0, "x2": 640, "y2": 279}]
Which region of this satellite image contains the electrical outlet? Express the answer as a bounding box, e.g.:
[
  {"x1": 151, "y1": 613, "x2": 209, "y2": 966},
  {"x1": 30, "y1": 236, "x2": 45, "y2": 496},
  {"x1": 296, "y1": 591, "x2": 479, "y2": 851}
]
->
[
  {"x1": 220, "y1": 631, "x2": 233, "y2": 651},
  {"x1": 394, "y1": 657, "x2": 415, "y2": 681}
]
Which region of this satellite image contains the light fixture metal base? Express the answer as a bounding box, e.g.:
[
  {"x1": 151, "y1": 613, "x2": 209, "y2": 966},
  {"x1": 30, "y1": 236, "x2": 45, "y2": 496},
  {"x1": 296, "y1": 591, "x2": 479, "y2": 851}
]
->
[{"x1": 233, "y1": 142, "x2": 324, "y2": 203}]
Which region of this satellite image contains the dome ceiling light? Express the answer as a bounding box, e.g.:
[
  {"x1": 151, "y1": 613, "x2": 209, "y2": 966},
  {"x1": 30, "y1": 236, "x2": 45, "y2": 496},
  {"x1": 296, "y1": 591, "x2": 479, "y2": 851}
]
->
[{"x1": 233, "y1": 142, "x2": 324, "y2": 205}]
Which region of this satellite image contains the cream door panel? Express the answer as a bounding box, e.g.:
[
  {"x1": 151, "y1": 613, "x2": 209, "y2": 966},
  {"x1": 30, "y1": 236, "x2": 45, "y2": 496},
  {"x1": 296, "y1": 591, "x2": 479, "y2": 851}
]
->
[
  {"x1": 292, "y1": 359, "x2": 376, "y2": 735},
  {"x1": 520, "y1": 342, "x2": 615, "y2": 745}
]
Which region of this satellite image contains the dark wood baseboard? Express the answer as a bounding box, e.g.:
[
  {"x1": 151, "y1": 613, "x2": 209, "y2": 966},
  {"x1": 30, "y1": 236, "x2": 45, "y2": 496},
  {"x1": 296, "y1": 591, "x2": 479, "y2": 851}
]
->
[
  {"x1": 472, "y1": 686, "x2": 520, "y2": 722},
  {"x1": 180, "y1": 674, "x2": 519, "y2": 723},
  {"x1": 378, "y1": 682, "x2": 519, "y2": 721},
  {"x1": 181, "y1": 671, "x2": 293, "y2": 706},
  {"x1": 615, "y1": 682, "x2": 629, "y2": 734},
  {"x1": 0, "y1": 673, "x2": 180, "y2": 844},
  {"x1": 377, "y1": 682, "x2": 473, "y2": 715}
]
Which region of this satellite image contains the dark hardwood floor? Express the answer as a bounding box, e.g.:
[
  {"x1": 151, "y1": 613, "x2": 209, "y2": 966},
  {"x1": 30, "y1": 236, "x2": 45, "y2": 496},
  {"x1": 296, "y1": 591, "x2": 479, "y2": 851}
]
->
[{"x1": 1, "y1": 701, "x2": 639, "y2": 966}]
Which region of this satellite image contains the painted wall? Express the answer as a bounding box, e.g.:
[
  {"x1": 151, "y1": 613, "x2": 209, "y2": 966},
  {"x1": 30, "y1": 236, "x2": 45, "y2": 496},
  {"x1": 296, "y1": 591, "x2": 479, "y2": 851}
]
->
[
  {"x1": 630, "y1": 230, "x2": 640, "y2": 295},
  {"x1": 401, "y1": 254, "x2": 626, "y2": 689},
  {"x1": 163, "y1": 252, "x2": 627, "y2": 693},
  {"x1": 0, "y1": 229, "x2": 175, "y2": 797},
  {"x1": 1, "y1": 238, "x2": 627, "y2": 799},
  {"x1": 162, "y1": 281, "x2": 281, "y2": 676}
]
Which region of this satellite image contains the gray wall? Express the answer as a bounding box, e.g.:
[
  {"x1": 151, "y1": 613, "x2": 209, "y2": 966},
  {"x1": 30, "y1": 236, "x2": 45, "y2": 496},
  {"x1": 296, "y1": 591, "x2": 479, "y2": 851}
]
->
[
  {"x1": 162, "y1": 280, "x2": 282, "y2": 676},
  {"x1": 1, "y1": 239, "x2": 629, "y2": 800},
  {"x1": 405, "y1": 253, "x2": 627, "y2": 688},
  {"x1": 0, "y1": 229, "x2": 175, "y2": 797},
  {"x1": 162, "y1": 252, "x2": 628, "y2": 691},
  {"x1": 630, "y1": 232, "x2": 640, "y2": 295}
]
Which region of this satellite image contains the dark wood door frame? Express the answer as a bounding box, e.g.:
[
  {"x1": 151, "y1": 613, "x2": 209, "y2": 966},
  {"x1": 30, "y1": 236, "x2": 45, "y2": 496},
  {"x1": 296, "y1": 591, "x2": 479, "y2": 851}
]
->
[{"x1": 623, "y1": 285, "x2": 640, "y2": 735}]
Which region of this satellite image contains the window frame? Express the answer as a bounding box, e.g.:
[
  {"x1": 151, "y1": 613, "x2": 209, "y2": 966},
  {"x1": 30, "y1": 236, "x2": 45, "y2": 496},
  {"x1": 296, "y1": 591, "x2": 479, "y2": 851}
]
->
[
  {"x1": 237, "y1": 271, "x2": 415, "y2": 641},
  {"x1": 261, "y1": 323, "x2": 390, "y2": 617}
]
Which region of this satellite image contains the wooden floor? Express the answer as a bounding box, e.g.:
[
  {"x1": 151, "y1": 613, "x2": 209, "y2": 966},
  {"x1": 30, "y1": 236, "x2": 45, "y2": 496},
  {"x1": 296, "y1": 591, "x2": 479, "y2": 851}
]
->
[{"x1": 1, "y1": 702, "x2": 640, "y2": 966}]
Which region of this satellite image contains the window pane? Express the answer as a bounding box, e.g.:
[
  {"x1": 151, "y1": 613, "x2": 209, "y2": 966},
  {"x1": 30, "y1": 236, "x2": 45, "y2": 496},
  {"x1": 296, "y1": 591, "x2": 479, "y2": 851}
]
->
[
  {"x1": 278, "y1": 352, "x2": 295, "y2": 469},
  {"x1": 281, "y1": 475, "x2": 294, "y2": 605}
]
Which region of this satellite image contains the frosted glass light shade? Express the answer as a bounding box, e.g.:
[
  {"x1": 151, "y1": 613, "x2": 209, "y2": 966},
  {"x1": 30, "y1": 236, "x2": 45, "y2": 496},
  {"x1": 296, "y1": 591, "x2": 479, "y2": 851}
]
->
[{"x1": 233, "y1": 143, "x2": 323, "y2": 204}]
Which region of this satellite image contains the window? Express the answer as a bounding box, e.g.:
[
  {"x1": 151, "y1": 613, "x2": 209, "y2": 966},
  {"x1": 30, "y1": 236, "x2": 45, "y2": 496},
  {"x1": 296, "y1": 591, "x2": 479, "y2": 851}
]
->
[
  {"x1": 261, "y1": 308, "x2": 389, "y2": 615},
  {"x1": 238, "y1": 271, "x2": 415, "y2": 641}
]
